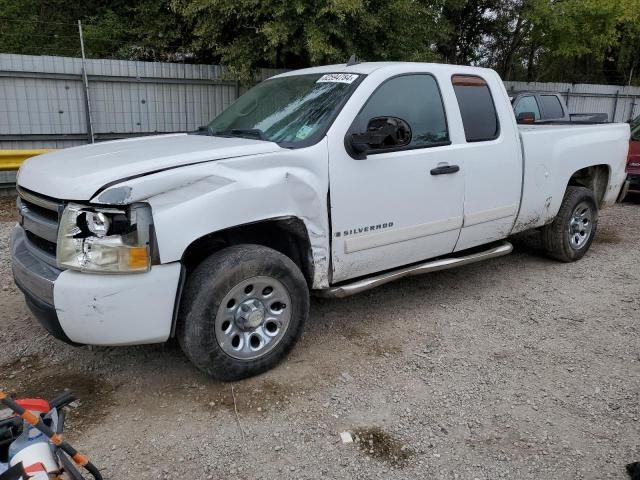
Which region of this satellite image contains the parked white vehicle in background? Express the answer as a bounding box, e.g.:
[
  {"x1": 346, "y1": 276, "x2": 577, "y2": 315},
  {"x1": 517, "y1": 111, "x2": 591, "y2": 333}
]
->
[{"x1": 11, "y1": 62, "x2": 629, "y2": 380}]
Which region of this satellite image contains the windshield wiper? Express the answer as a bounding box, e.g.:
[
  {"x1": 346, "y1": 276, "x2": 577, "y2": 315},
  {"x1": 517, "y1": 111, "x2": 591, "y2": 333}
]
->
[
  {"x1": 194, "y1": 125, "x2": 217, "y2": 136},
  {"x1": 221, "y1": 128, "x2": 269, "y2": 141}
]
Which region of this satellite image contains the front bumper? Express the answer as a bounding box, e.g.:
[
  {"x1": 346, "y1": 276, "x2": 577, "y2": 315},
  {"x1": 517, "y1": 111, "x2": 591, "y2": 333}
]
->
[
  {"x1": 11, "y1": 226, "x2": 71, "y2": 343},
  {"x1": 11, "y1": 225, "x2": 182, "y2": 346}
]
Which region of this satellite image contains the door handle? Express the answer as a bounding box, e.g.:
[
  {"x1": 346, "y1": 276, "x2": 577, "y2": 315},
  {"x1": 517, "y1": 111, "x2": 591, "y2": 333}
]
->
[{"x1": 430, "y1": 164, "x2": 460, "y2": 175}]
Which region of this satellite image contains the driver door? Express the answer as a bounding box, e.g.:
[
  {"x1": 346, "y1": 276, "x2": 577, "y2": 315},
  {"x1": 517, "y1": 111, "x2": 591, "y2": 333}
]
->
[{"x1": 328, "y1": 73, "x2": 465, "y2": 283}]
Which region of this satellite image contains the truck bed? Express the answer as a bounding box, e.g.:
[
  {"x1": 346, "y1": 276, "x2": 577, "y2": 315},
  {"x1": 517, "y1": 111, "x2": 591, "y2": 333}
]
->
[{"x1": 512, "y1": 122, "x2": 629, "y2": 234}]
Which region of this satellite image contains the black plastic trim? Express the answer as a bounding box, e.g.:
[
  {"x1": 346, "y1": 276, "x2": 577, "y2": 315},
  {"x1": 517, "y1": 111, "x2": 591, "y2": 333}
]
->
[
  {"x1": 15, "y1": 279, "x2": 76, "y2": 345},
  {"x1": 430, "y1": 164, "x2": 460, "y2": 175},
  {"x1": 169, "y1": 263, "x2": 187, "y2": 337}
]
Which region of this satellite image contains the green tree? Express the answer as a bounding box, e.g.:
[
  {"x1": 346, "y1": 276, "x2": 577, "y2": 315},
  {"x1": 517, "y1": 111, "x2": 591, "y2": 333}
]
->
[
  {"x1": 0, "y1": 0, "x2": 190, "y2": 61},
  {"x1": 1, "y1": 0, "x2": 639, "y2": 85},
  {"x1": 172, "y1": 0, "x2": 444, "y2": 81},
  {"x1": 436, "y1": 0, "x2": 502, "y2": 65},
  {"x1": 480, "y1": 0, "x2": 640, "y2": 83}
]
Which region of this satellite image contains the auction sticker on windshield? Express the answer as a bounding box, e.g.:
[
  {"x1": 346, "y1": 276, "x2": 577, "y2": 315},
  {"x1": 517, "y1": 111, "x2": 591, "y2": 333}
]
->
[{"x1": 316, "y1": 73, "x2": 359, "y2": 84}]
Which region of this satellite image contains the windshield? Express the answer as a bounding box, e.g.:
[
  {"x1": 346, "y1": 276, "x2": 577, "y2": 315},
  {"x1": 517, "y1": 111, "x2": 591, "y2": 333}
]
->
[{"x1": 207, "y1": 73, "x2": 361, "y2": 145}]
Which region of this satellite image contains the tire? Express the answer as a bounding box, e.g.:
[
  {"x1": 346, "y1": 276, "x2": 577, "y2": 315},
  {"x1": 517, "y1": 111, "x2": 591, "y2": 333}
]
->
[
  {"x1": 177, "y1": 244, "x2": 309, "y2": 381},
  {"x1": 541, "y1": 186, "x2": 598, "y2": 262}
]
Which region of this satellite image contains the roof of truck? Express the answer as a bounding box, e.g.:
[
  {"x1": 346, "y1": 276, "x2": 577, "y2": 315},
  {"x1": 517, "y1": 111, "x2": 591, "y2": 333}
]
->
[
  {"x1": 510, "y1": 90, "x2": 561, "y2": 95},
  {"x1": 272, "y1": 61, "x2": 496, "y2": 78}
]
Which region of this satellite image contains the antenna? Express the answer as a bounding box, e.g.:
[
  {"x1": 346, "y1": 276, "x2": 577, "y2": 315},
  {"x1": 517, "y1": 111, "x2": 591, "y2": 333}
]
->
[{"x1": 346, "y1": 54, "x2": 358, "y2": 66}]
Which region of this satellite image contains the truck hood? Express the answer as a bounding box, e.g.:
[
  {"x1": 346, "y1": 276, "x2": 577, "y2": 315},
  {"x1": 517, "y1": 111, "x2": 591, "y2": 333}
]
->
[{"x1": 17, "y1": 134, "x2": 283, "y2": 200}]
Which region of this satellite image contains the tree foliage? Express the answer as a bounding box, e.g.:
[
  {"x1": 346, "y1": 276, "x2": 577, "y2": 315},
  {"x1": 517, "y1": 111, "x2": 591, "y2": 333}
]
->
[
  {"x1": 0, "y1": 0, "x2": 639, "y2": 85},
  {"x1": 171, "y1": 0, "x2": 445, "y2": 80}
]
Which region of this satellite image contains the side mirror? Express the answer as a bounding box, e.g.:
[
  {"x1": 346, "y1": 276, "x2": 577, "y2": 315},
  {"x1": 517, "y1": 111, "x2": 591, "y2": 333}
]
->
[
  {"x1": 347, "y1": 116, "x2": 412, "y2": 159},
  {"x1": 516, "y1": 112, "x2": 536, "y2": 125}
]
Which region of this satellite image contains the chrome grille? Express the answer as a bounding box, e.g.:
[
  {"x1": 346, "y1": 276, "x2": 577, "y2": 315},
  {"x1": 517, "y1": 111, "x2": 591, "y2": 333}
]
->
[{"x1": 17, "y1": 187, "x2": 63, "y2": 266}]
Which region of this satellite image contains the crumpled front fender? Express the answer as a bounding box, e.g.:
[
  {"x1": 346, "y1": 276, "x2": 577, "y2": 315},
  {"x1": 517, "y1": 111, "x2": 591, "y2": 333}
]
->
[{"x1": 91, "y1": 140, "x2": 331, "y2": 289}]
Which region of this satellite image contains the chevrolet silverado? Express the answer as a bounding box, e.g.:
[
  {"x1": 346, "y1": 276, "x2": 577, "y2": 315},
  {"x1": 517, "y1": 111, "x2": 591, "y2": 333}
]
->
[{"x1": 11, "y1": 62, "x2": 630, "y2": 380}]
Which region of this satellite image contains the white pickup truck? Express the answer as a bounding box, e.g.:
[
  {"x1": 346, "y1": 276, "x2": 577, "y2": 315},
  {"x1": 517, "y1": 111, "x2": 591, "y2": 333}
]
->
[{"x1": 11, "y1": 62, "x2": 629, "y2": 380}]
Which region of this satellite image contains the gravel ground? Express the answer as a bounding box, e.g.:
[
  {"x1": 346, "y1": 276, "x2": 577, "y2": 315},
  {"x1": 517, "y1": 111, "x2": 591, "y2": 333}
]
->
[{"x1": 0, "y1": 196, "x2": 638, "y2": 479}]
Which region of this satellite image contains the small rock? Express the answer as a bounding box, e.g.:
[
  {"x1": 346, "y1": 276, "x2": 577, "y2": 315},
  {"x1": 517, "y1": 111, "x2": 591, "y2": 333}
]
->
[
  {"x1": 341, "y1": 372, "x2": 353, "y2": 382},
  {"x1": 340, "y1": 431, "x2": 353, "y2": 444}
]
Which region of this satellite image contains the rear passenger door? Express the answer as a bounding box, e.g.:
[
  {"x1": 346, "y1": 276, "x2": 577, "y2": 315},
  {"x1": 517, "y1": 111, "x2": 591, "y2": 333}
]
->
[{"x1": 450, "y1": 74, "x2": 523, "y2": 251}]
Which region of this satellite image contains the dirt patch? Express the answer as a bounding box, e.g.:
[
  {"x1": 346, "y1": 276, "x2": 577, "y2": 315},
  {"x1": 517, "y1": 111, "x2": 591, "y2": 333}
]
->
[
  {"x1": 0, "y1": 203, "x2": 639, "y2": 479},
  {"x1": 339, "y1": 321, "x2": 403, "y2": 358},
  {"x1": 0, "y1": 354, "x2": 42, "y2": 374},
  {"x1": 353, "y1": 338, "x2": 403, "y2": 358},
  {"x1": 352, "y1": 426, "x2": 412, "y2": 467},
  {"x1": 0, "y1": 355, "x2": 116, "y2": 434},
  {"x1": 595, "y1": 225, "x2": 622, "y2": 244},
  {"x1": 0, "y1": 197, "x2": 16, "y2": 222},
  {"x1": 202, "y1": 379, "x2": 298, "y2": 415}
]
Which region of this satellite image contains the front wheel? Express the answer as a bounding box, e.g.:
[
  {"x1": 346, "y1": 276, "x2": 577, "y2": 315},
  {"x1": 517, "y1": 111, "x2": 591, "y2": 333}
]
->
[
  {"x1": 178, "y1": 244, "x2": 309, "y2": 381},
  {"x1": 541, "y1": 186, "x2": 598, "y2": 262}
]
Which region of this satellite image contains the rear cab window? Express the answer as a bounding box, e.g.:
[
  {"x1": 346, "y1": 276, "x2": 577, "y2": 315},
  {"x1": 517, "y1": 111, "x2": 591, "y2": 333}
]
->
[
  {"x1": 539, "y1": 95, "x2": 565, "y2": 119},
  {"x1": 451, "y1": 75, "x2": 500, "y2": 142}
]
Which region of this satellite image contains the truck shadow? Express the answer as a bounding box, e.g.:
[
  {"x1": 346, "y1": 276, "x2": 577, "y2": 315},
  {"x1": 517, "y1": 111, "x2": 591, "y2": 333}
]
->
[{"x1": 622, "y1": 192, "x2": 640, "y2": 205}]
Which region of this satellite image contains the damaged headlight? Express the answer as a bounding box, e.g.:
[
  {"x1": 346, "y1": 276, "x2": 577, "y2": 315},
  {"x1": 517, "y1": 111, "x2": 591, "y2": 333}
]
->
[{"x1": 57, "y1": 203, "x2": 153, "y2": 273}]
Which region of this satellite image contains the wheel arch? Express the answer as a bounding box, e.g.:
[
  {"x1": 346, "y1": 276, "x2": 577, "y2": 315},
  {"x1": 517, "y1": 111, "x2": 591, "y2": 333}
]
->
[
  {"x1": 566, "y1": 164, "x2": 610, "y2": 208},
  {"x1": 180, "y1": 216, "x2": 315, "y2": 288}
]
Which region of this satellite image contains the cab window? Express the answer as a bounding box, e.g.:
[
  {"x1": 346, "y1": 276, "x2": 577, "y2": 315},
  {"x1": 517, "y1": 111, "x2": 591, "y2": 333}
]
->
[
  {"x1": 514, "y1": 96, "x2": 541, "y2": 121},
  {"x1": 451, "y1": 75, "x2": 500, "y2": 142},
  {"x1": 354, "y1": 74, "x2": 450, "y2": 151},
  {"x1": 539, "y1": 95, "x2": 565, "y2": 119}
]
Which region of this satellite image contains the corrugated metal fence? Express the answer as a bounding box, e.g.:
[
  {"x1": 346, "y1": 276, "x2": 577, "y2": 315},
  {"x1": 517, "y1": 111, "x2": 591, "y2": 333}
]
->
[
  {"x1": 0, "y1": 53, "x2": 285, "y2": 150},
  {"x1": 504, "y1": 81, "x2": 640, "y2": 123},
  {"x1": 1, "y1": 54, "x2": 639, "y2": 152}
]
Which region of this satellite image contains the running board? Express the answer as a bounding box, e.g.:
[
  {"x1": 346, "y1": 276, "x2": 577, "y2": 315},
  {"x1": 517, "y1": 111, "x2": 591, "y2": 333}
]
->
[{"x1": 316, "y1": 241, "x2": 513, "y2": 298}]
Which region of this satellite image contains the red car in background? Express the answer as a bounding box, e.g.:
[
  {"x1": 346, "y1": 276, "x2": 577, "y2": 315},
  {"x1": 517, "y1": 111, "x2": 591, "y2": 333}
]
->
[{"x1": 624, "y1": 122, "x2": 640, "y2": 198}]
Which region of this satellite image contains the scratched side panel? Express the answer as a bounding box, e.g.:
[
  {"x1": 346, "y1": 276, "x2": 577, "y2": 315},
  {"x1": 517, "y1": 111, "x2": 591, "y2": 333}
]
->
[{"x1": 512, "y1": 123, "x2": 629, "y2": 234}]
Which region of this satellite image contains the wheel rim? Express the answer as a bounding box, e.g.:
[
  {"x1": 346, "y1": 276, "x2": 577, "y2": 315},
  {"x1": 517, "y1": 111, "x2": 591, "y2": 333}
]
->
[
  {"x1": 567, "y1": 201, "x2": 593, "y2": 250},
  {"x1": 215, "y1": 276, "x2": 292, "y2": 360}
]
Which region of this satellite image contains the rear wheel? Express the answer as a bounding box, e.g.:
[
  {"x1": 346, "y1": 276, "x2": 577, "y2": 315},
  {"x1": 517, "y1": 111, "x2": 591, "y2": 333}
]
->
[
  {"x1": 178, "y1": 244, "x2": 309, "y2": 381},
  {"x1": 541, "y1": 186, "x2": 598, "y2": 262}
]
